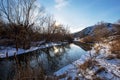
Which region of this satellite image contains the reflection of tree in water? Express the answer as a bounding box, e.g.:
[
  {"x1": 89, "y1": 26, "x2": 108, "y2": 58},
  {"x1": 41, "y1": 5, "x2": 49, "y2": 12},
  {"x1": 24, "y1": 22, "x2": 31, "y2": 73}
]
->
[
  {"x1": 74, "y1": 42, "x2": 93, "y2": 51},
  {"x1": 0, "y1": 44, "x2": 71, "y2": 78},
  {"x1": 13, "y1": 44, "x2": 70, "y2": 74},
  {"x1": 0, "y1": 51, "x2": 47, "y2": 79},
  {"x1": 39, "y1": 44, "x2": 71, "y2": 74},
  {"x1": 0, "y1": 60, "x2": 16, "y2": 80}
]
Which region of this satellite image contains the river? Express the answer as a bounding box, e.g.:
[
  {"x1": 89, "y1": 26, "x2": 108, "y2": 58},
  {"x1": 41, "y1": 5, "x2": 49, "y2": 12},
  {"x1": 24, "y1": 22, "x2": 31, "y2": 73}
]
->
[{"x1": 0, "y1": 43, "x2": 91, "y2": 80}]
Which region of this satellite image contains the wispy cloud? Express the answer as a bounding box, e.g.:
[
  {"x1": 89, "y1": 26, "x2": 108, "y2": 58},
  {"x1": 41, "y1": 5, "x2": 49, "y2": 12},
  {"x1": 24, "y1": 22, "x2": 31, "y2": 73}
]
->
[{"x1": 54, "y1": 0, "x2": 69, "y2": 9}]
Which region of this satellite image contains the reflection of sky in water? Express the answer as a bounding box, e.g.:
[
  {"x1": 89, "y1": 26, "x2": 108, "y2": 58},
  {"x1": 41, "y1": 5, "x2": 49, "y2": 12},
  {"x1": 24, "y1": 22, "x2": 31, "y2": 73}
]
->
[
  {"x1": 35, "y1": 43, "x2": 87, "y2": 73},
  {"x1": 57, "y1": 44, "x2": 86, "y2": 66},
  {"x1": 0, "y1": 43, "x2": 88, "y2": 77}
]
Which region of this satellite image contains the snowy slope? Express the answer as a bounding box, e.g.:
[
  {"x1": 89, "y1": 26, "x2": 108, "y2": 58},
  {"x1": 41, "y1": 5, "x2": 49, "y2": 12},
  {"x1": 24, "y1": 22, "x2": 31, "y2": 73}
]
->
[{"x1": 54, "y1": 42, "x2": 120, "y2": 80}]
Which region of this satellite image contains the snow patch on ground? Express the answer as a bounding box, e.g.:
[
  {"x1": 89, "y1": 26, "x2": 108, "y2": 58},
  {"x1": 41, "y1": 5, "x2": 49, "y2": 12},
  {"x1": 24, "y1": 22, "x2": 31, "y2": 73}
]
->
[
  {"x1": 0, "y1": 42, "x2": 68, "y2": 58},
  {"x1": 54, "y1": 42, "x2": 120, "y2": 80}
]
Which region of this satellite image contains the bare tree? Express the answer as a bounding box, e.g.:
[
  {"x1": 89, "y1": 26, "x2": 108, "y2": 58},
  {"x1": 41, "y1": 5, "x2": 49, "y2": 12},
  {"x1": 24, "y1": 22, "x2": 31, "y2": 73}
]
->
[
  {"x1": 0, "y1": 0, "x2": 72, "y2": 50},
  {"x1": 0, "y1": 0, "x2": 45, "y2": 50},
  {"x1": 0, "y1": 0, "x2": 44, "y2": 28},
  {"x1": 40, "y1": 15, "x2": 71, "y2": 42}
]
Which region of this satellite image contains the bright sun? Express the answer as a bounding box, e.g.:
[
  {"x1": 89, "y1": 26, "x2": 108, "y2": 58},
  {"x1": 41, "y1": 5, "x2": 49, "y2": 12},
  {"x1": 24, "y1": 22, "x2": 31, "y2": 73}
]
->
[{"x1": 55, "y1": 22, "x2": 60, "y2": 26}]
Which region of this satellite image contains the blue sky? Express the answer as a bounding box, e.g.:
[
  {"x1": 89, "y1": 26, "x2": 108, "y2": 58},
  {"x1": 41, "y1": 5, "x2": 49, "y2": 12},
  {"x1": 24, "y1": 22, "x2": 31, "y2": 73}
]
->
[{"x1": 38, "y1": 0, "x2": 120, "y2": 32}]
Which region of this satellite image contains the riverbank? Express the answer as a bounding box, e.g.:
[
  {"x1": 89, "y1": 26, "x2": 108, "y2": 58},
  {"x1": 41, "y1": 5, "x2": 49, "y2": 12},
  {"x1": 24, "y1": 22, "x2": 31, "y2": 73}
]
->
[
  {"x1": 54, "y1": 40, "x2": 120, "y2": 80},
  {"x1": 0, "y1": 42, "x2": 68, "y2": 59},
  {"x1": 0, "y1": 43, "x2": 87, "y2": 80}
]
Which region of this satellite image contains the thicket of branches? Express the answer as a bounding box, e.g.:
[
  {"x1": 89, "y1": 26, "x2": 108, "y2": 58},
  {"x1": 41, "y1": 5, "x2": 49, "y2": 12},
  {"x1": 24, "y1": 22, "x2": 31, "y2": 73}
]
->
[{"x1": 0, "y1": 0, "x2": 73, "y2": 50}]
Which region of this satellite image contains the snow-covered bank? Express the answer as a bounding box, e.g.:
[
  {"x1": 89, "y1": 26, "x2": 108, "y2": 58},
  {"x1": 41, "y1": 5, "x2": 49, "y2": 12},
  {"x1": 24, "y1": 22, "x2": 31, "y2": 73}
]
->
[
  {"x1": 54, "y1": 42, "x2": 120, "y2": 80},
  {"x1": 0, "y1": 42, "x2": 68, "y2": 58}
]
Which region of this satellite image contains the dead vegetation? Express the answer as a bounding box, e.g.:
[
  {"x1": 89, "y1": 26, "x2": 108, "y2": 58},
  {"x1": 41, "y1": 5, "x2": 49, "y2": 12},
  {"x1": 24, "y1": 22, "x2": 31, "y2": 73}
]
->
[
  {"x1": 79, "y1": 59, "x2": 93, "y2": 71},
  {"x1": 0, "y1": 0, "x2": 73, "y2": 50},
  {"x1": 110, "y1": 39, "x2": 120, "y2": 54},
  {"x1": 77, "y1": 21, "x2": 120, "y2": 43}
]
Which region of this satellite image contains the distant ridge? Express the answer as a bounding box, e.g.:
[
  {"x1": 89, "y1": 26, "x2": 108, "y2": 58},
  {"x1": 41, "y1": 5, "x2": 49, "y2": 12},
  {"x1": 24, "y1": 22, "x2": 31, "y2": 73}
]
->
[{"x1": 73, "y1": 23, "x2": 120, "y2": 42}]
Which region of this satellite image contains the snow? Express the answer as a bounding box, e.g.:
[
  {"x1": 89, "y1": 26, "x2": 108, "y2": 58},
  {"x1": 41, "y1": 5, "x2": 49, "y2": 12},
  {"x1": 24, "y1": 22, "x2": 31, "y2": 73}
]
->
[
  {"x1": 54, "y1": 52, "x2": 92, "y2": 79},
  {"x1": 0, "y1": 48, "x2": 25, "y2": 58},
  {"x1": 107, "y1": 59, "x2": 120, "y2": 66},
  {"x1": 54, "y1": 64, "x2": 80, "y2": 80},
  {"x1": 54, "y1": 42, "x2": 120, "y2": 80},
  {"x1": 0, "y1": 40, "x2": 120, "y2": 79},
  {"x1": 96, "y1": 59, "x2": 120, "y2": 78},
  {"x1": 0, "y1": 42, "x2": 68, "y2": 58}
]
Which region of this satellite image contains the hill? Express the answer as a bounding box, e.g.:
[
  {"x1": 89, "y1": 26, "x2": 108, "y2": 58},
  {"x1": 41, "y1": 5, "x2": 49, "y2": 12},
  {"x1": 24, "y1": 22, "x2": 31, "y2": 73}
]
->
[{"x1": 73, "y1": 22, "x2": 120, "y2": 42}]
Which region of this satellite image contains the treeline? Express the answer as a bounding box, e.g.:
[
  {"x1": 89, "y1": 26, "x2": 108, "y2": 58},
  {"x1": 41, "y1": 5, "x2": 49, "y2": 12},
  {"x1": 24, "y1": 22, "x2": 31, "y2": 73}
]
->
[{"x1": 0, "y1": 0, "x2": 73, "y2": 50}]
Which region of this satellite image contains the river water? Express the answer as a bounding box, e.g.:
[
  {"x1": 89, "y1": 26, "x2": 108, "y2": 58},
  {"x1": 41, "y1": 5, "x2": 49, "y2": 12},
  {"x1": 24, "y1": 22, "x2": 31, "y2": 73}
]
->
[{"x1": 0, "y1": 43, "x2": 90, "y2": 80}]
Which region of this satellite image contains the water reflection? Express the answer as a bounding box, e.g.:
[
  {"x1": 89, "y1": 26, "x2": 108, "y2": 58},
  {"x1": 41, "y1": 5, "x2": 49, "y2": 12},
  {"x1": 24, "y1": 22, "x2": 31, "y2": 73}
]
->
[
  {"x1": 74, "y1": 42, "x2": 93, "y2": 51},
  {"x1": 29, "y1": 44, "x2": 87, "y2": 74},
  {"x1": 0, "y1": 43, "x2": 89, "y2": 79}
]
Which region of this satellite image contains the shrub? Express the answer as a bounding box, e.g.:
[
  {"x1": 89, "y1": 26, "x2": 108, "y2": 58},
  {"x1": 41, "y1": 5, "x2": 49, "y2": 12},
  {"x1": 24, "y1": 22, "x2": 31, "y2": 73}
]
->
[{"x1": 110, "y1": 39, "x2": 120, "y2": 55}]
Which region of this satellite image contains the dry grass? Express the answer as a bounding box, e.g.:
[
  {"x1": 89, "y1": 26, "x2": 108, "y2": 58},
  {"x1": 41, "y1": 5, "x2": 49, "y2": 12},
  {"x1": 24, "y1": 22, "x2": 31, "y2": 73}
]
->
[
  {"x1": 110, "y1": 39, "x2": 120, "y2": 52},
  {"x1": 94, "y1": 66, "x2": 105, "y2": 75},
  {"x1": 77, "y1": 59, "x2": 100, "y2": 80},
  {"x1": 115, "y1": 54, "x2": 120, "y2": 59},
  {"x1": 79, "y1": 59, "x2": 92, "y2": 71},
  {"x1": 79, "y1": 58, "x2": 98, "y2": 71},
  {"x1": 106, "y1": 55, "x2": 116, "y2": 60},
  {"x1": 109, "y1": 39, "x2": 120, "y2": 59}
]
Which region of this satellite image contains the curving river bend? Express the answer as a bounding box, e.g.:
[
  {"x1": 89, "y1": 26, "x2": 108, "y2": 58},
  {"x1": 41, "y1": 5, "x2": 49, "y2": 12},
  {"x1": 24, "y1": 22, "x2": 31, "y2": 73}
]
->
[{"x1": 0, "y1": 43, "x2": 91, "y2": 80}]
